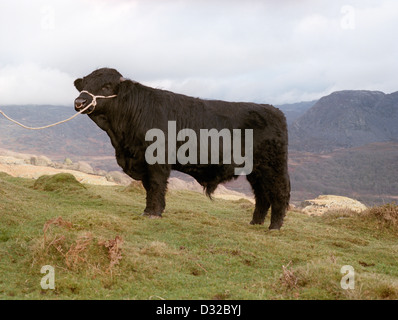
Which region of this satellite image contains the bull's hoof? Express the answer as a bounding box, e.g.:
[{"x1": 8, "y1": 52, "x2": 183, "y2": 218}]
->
[
  {"x1": 250, "y1": 219, "x2": 264, "y2": 225},
  {"x1": 268, "y1": 223, "x2": 282, "y2": 230},
  {"x1": 141, "y1": 212, "x2": 162, "y2": 219}
]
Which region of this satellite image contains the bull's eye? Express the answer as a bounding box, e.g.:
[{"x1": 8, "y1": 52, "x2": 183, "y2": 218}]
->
[{"x1": 102, "y1": 84, "x2": 112, "y2": 91}]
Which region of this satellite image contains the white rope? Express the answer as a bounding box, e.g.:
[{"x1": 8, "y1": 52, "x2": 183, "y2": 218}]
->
[
  {"x1": 0, "y1": 91, "x2": 117, "y2": 130},
  {"x1": 0, "y1": 104, "x2": 91, "y2": 130}
]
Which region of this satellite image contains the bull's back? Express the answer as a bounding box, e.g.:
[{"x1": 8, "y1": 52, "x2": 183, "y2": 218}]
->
[{"x1": 166, "y1": 93, "x2": 286, "y2": 134}]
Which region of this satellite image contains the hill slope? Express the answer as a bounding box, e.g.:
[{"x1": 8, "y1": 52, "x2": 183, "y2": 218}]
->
[
  {"x1": 289, "y1": 142, "x2": 398, "y2": 205},
  {"x1": 0, "y1": 105, "x2": 115, "y2": 165},
  {"x1": 1, "y1": 173, "x2": 398, "y2": 300}
]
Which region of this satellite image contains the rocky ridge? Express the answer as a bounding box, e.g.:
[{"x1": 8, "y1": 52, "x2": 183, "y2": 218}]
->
[{"x1": 300, "y1": 195, "x2": 367, "y2": 216}]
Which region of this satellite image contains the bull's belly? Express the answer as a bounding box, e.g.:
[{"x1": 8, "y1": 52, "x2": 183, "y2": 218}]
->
[{"x1": 172, "y1": 163, "x2": 237, "y2": 187}]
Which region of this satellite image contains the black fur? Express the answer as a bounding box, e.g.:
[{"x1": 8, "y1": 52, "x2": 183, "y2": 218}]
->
[{"x1": 74, "y1": 68, "x2": 290, "y2": 230}]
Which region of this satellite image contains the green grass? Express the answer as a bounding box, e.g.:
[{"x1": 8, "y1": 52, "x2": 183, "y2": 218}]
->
[{"x1": 0, "y1": 172, "x2": 397, "y2": 300}]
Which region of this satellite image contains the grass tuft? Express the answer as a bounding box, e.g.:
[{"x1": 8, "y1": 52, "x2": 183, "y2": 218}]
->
[
  {"x1": 362, "y1": 203, "x2": 398, "y2": 229},
  {"x1": 33, "y1": 173, "x2": 86, "y2": 193}
]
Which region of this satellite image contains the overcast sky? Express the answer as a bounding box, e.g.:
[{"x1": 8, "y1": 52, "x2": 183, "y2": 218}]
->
[{"x1": 0, "y1": 0, "x2": 397, "y2": 106}]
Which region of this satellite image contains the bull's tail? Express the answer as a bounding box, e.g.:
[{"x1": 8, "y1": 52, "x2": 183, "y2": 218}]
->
[{"x1": 203, "y1": 182, "x2": 218, "y2": 200}]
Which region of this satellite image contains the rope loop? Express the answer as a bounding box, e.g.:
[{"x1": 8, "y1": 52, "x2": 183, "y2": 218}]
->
[{"x1": 80, "y1": 90, "x2": 117, "y2": 114}]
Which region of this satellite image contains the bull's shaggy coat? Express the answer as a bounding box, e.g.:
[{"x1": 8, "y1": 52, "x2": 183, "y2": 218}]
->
[{"x1": 74, "y1": 68, "x2": 290, "y2": 230}]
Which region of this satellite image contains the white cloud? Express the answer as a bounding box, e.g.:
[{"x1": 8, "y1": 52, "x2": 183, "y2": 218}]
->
[
  {"x1": 0, "y1": 63, "x2": 75, "y2": 105},
  {"x1": 0, "y1": 0, "x2": 397, "y2": 106}
]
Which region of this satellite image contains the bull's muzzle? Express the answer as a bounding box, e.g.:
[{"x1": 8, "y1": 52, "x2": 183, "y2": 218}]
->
[{"x1": 74, "y1": 98, "x2": 87, "y2": 111}]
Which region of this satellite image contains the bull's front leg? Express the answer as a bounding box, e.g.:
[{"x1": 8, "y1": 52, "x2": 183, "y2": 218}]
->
[{"x1": 141, "y1": 165, "x2": 170, "y2": 218}]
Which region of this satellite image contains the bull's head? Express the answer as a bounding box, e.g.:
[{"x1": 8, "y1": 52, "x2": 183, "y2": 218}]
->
[{"x1": 74, "y1": 68, "x2": 126, "y2": 114}]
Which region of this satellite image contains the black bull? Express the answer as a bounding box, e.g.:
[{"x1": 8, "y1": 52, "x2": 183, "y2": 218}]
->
[{"x1": 74, "y1": 68, "x2": 290, "y2": 230}]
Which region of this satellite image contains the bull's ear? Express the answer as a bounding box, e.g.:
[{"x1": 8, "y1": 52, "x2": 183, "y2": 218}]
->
[
  {"x1": 120, "y1": 77, "x2": 127, "y2": 82},
  {"x1": 74, "y1": 78, "x2": 83, "y2": 91}
]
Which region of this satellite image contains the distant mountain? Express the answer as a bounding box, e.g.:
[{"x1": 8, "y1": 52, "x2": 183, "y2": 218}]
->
[
  {"x1": 289, "y1": 90, "x2": 398, "y2": 152},
  {"x1": 276, "y1": 100, "x2": 317, "y2": 125}
]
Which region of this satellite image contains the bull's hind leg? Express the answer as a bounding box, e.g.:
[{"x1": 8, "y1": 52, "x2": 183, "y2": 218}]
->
[
  {"x1": 247, "y1": 173, "x2": 271, "y2": 225},
  {"x1": 247, "y1": 168, "x2": 290, "y2": 230},
  {"x1": 269, "y1": 173, "x2": 290, "y2": 230},
  {"x1": 141, "y1": 166, "x2": 170, "y2": 218}
]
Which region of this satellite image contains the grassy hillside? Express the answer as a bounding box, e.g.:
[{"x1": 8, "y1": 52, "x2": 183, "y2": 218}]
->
[{"x1": 0, "y1": 172, "x2": 397, "y2": 300}]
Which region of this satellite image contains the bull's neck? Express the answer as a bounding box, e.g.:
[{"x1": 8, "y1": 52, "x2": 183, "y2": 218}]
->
[{"x1": 89, "y1": 113, "x2": 124, "y2": 150}]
